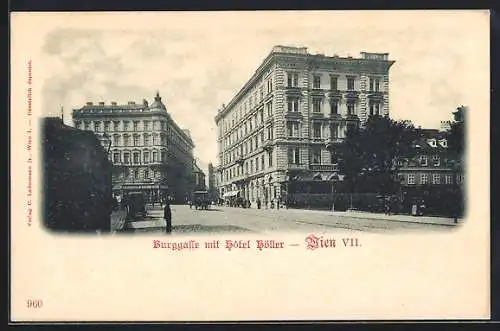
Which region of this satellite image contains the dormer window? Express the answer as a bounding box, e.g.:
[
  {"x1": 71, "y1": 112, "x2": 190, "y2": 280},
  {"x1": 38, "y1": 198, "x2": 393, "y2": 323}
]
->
[
  {"x1": 420, "y1": 155, "x2": 428, "y2": 166},
  {"x1": 432, "y1": 155, "x2": 440, "y2": 166},
  {"x1": 439, "y1": 139, "x2": 448, "y2": 148},
  {"x1": 427, "y1": 139, "x2": 437, "y2": 147}
]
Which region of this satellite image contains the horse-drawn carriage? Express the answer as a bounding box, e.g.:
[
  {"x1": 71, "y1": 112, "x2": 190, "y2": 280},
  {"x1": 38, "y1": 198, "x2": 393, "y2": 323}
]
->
[{"x1": 193, "y1": 190, "x2": 210, "y2": 210}]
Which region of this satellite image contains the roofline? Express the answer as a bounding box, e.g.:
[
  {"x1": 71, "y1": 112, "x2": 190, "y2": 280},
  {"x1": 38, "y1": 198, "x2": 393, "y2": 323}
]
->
[{"x1": 214, "y1": 48, "x2": 395, "y2": 123}]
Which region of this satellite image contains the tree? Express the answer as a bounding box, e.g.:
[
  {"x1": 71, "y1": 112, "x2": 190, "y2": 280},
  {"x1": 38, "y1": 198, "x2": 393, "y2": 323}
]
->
[
  {"x1": 339, "y1": 115, "x2": 419, "y2": 194},
  {"x1": 448, "y1": 106, "x2": 466, "y2": 158}
]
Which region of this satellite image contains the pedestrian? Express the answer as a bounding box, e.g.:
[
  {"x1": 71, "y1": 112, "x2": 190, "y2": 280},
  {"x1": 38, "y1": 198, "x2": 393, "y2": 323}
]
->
[
  {"x1": 257, "y1": 198, "x2": 261, "y2": 209},
  {"x1": 164, "y1": 200, "x2": 172, "y2": 234}
]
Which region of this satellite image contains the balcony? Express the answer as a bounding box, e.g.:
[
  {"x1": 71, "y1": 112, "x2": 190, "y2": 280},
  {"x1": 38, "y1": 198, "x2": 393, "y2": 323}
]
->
[
  {"x1": 310, "y1": 112, "x2": 326, "y2": 119},
  {"x1": 367, "y1": 91, "x2": 384, "y2": 102},
  {"x1": 327, "y1": 90, "x2": 342, "y2": 99},
  {"x1": 310, "y1": 89, "x2": 325, "y2": 97},
  {"x1": 310, "y1": 164, "x2": 339, "y2": 171},
  {"x1": 262, "y1": 140, "x2": 274, "y2": 151},
  {"x1": 284, "y1": 86, "x2": 302, "y2": 97},
  {"x1": 344, "y1": 90, "x2": 360, "y2": 100},
  {"x1": 329, "y1": 113, "x2": 343, "y2": 121},
  {"x1": 235, "y1": 156, "x2": 245, "y2": 165},
  {"x1": 325, "y1": 137, "x2": 343, "y2": 149},
  {"x1": 345, "y1": 114, "x2": 360, "y2": 122},
  {"x1": 284, "y1": 112, "x2": 303, "y2": 120}
]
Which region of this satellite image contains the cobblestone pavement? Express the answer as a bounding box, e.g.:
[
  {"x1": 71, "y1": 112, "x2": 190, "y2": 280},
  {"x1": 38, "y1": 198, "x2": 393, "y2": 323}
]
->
[{"x1": 120, "y1": 204, "x2": 458, "y2": 235}]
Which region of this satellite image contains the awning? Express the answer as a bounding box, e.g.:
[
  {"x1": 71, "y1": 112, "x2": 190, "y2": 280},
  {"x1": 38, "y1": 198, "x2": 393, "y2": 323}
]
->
[{"x1": 223, "y1": 190, "x2": 240, "y2": 198}]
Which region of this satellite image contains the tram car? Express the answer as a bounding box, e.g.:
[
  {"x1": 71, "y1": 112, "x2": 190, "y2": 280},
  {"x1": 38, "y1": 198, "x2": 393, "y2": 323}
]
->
[{"x1": 42, "y1": 117, "x2": 113, "y2": 232}]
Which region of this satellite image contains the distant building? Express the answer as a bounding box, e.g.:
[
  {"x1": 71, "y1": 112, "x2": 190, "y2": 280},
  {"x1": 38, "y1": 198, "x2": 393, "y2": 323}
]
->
[
  {"x1": 397, "y1": 128, "x2": 464, "y2": 215},
  {"x1": 207, "y1": 162, "x2": 218, "y2": 201},
  {"x1": 214, "y1": 45, "x2": 395, "y2": 204},
  {"x1": 72, "y1": 92, "x2": 195, "y2": 203},
  {"x1": 193, "y1": 162, "x2": 206, "y2": 191}
]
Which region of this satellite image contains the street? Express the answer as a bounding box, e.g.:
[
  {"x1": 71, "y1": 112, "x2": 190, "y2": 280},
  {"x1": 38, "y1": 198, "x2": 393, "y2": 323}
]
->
[{"x1": 120, "y1": 204, "x2": 458, "y2": 235}]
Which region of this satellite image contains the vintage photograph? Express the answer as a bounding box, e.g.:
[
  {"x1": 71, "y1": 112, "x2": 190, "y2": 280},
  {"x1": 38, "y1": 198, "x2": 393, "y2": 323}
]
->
[{"x1": 41, "y1": 12, "x2": 467, "y2": 235}]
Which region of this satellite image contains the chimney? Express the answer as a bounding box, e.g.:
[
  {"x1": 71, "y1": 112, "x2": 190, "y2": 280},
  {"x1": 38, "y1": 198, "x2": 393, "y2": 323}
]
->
[
  {"x1": 128, "y1": 101, "x2": 136, "y2": 105},
  {"x1": 111, "y1": 101, "x2": 117, "y2": 106},
  {"x1": 86, "y1": 102, "x2": 93, "y2": 106},
  {"x1": 99, "y1": 102, "x2": 105, "y2": 106}
]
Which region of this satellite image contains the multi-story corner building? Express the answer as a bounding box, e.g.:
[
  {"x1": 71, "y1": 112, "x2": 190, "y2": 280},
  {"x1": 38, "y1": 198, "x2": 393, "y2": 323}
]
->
[
  {"x1": 72, "y1": 92, "x2": 195, "y2": 203},
  {"x1": 214, "y1": 45, "x2": 395, "y2": 205}
]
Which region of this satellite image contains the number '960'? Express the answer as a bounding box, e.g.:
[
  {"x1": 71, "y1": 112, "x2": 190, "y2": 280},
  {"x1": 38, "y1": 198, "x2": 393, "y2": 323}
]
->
[{"x1": 26, "y1": 299, "x2": 43, "y2": 308}]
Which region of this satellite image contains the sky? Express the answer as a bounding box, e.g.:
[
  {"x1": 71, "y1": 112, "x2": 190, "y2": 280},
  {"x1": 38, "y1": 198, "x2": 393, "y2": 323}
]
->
[{"x1": 38, "y1": 11, "x2": 489, "y2": 177}]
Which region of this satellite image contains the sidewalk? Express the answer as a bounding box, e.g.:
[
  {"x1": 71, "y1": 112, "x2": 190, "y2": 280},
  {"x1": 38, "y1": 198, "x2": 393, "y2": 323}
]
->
[
  {"x1": 284, "y1": 208, "x2": 460, "y2": 226},
  {"x1": 110, "y1": 210, "x2": 127, "y2": 233}
]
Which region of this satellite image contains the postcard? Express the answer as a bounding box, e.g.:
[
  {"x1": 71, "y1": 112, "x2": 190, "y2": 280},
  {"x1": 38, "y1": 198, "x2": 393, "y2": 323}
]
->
[{"x1": 10, "y1": 10, "x2": 490, "y2": 322}]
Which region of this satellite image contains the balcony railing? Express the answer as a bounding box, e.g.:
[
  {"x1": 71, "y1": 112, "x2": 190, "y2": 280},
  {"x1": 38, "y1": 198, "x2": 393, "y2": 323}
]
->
[
  {"x1": 309, "y1": 164, "x2": 339, "y2": 171},
  {"x1": 325, "y1": 137, "x2": 343, "y2": 148}
]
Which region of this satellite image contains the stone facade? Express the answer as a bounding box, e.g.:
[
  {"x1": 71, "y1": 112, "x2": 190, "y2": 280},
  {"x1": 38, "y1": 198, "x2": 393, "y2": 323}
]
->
[
  {"x1": 214, "y1": 46, "x2": 395, "y2": 205},
  {"x1": 72, "y1": 92, "x2": 195, "y2": 203}
]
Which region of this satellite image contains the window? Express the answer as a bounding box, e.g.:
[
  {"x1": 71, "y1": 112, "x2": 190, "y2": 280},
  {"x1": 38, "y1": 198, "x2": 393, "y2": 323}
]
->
[
  {"x1": 134, "y1": 169, "x2": 139, "y2": 179},
  {"x1": 266, "y1": 102, "x2": 273, "y2": 117},
  {"x1": 432, "y1": 174, "x2": 441, "y2": 184},
  {"x1": 311, "y1": 148, "x2": 321, "y2": 164},
  {"x1": 113, "y1": 121, "x2": 120, "y2": 131},
  {"x1": 313, "y1": 75, "x2": 321, "y2": 89},
  {"x1": 94, "y1": 122, "x2": 101, "y2": 132},
  {"x1": 313, "y1": 123, "x2": 322, "y2": 138},
  {"x1": 245, "y1": 162, "x2": 249, "y2": 174},
  {"x1": 113, "y1": 153, "x2": 120, "y2": 164},
  {"x1": 161, "y1": 151, "x2": 167, "y2": 162},
  {"x1": 432, "y1": 155, "x2": 440, "y2": 166},
  {"x1": 249, "y1": 120, "x2": 253, "y2": 131},
  {"x1": 123, "y1": 153, "x2": 130, "y2": 164},
  {"x1": 143, "y1": 152, "x2": 150, "y2": 164},
  {"x1": 104, "y1": 122, "x2": 110, "y2": 132},
  {"x1": 256, "y1": 157, "x2": 259, "y2": 171},
  {"x1": 287, "y1": 122, "x2": 299, "y2": 137},
  {"x1": 331, "y1": 100, "x2": 338, "y2": 114},
  {"x1": 347, "y1": 76, "x2": 355, "y2": 91},
  {"x1": 144, "y1": 134, "x2": 150, "y2": 146},
  {"x1": 312, "y1": 99, "x2": 321, "y2": 113},
  {"x1": 123, "y1": 121, "x2": 130, "y2": 131},
  {"x1": 287, "y1": 98, "x2": 299, "y2": 112},
  {"x1": 369, "y1": 103, "x2": 380, "y2": 116},
  {"x1": 445, "y1": 174, "x2": 452, "y2": 184},
  {"x1": 420, "y1": 155, "x2": 428, "y2": 166},
  {"x1": 133, "y1": 135, "x2": 140, "y2": 146},
  {"x1": 144, "y1": 170, "x2": 149, "y2": 180},
  {"x1": 261, "y1": 155, "x2": 265, "y2": 169},
  {"x1": 260, "y1": 131, "x2": 265, "y2": 143},
  {"x1": 287, "y1": 72, "x2": 299, "y2": 87},
  {"x1": 330, "y1": 76, "x2": 338, "y2": 90},
  {"x1": 250, "y1": 160, "x2": 254, "y2": 173},
  {"x1": 113, "y1": 135, "x2": 120, "y2": 146},
  {"x1": 153, "y1": 151, "x2": 158, "y2": 162},
  {"x1": 268, "y1": 150, "x2": 273, "y2": 167},
  {"x1": 408, "y1": 174, "x2": 415, "y2": 185},
  {"x1": 420, "y1": 173, "x2": 428, "y2": 184},
  {"x1": 133, "y1": 153, "x2": 140, "y2": 164},
  {"x1": 347, "y1": 102, "x2": 355, "y2": 115},
  {"x1": 259, "y1": 86, "x2": 264, "y2": 100},
  {"x1": 123, "y1": 135, "x2": 130, "y2": 147},
  {"x1": 144, "y1": 121, "x2": 150, "y2": 131},
  {"x1": 330, "y1": 151, "x2": 337, "y2": 164},
  {"x1": 330, "y1": 123, "x2": 339, "y2": 138},
  {"x1": 133, "y1": 121, "x2": 139, "y2": 132},
  {"x1": 267, "y1": 126, "x2": 274, "y2": 140},
  {"x1": 288, "y1": 147, "x2": 300, "y2": 164}
]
